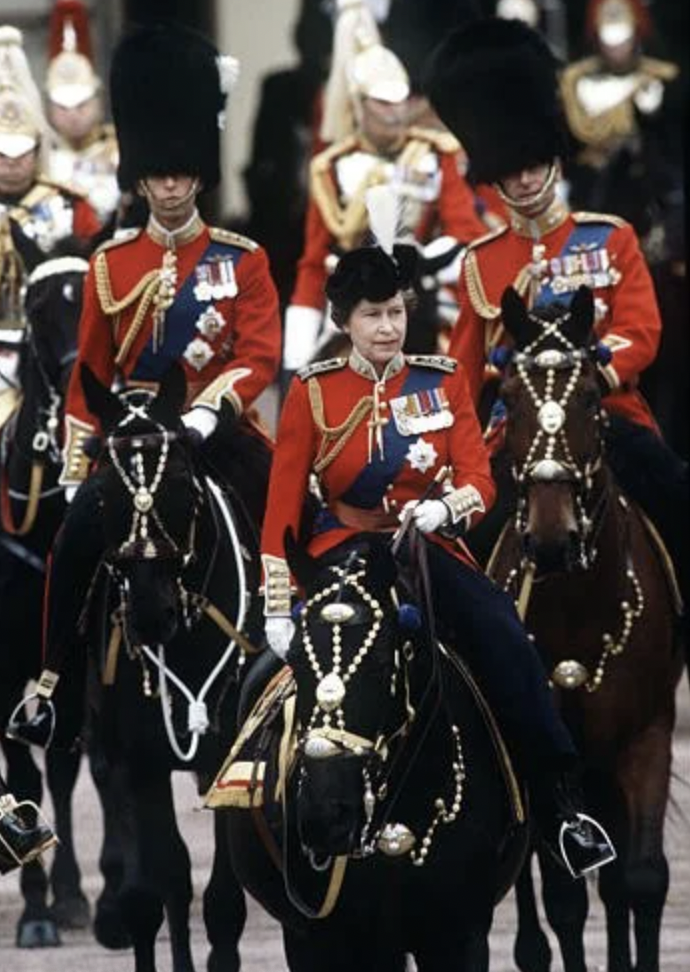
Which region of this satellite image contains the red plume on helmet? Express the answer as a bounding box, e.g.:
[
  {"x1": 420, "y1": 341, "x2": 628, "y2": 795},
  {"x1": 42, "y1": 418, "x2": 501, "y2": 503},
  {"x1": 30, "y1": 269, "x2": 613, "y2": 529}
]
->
[{"x1": 48, "y1": 0, "x2": 93, "y2": 62}]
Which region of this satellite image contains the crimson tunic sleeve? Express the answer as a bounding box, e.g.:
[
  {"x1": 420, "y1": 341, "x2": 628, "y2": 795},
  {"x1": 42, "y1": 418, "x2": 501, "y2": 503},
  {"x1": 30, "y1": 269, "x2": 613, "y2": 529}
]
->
[
  {"x1": 260, "y1": 376, "x2": 318, "y2": 573},
  {"x1": 446, "y1": 364, "x2": 496, "y2": 527},
  {"x1": 437, "y1": 152, "x2": 487, "y2": 244},
  {"x1": 73, "y1": 197, "x2": 103, "y2": 241},
  {"x1": 598, "y1": 223, "x2": 662, "y2": 391},
  {"x1": 449, "y1": 266, "x2": 489, "y2": 407},
  {"x1": 196, "y1": 246, "x2": 281, "y2": 413},
  {"x1": 290, "y1": 195, "x2": 331, "y2": 310}
]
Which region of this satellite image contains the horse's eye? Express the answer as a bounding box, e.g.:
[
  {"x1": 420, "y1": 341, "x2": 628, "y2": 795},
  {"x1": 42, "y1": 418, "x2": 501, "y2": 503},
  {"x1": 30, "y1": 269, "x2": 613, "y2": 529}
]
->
[{"x1": 62, "y1": 283, "x2": 75, "y2": 302}]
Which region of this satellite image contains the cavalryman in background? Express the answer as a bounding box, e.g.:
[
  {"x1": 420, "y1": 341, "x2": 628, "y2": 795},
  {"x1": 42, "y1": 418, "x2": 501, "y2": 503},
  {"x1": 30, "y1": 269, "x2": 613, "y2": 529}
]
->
[
  {"x1": 0, "y1": 26, "x2": 101, "y2": 254},
  {"x1": 44, "y1": 0, "x2": 120, "y2": 227},
  {"x1": 283, "y1": 0, "x2": 488, "y2": 378},
  {"x1": 559, "y1": 0, "x2": 682, "y2": 238},
  {"x1": 11, "y1": 22, "x2": 281, "y2": 751}
]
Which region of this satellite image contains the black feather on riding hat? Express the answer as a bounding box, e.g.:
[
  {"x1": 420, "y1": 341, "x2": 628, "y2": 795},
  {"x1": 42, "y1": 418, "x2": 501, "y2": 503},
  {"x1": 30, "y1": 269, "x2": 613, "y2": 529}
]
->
[
  {"x1": 325, "y1": 245, "x2": 418, "y2": 326},
  {"x1": 110, "y1": 23, "x2": 236, "y2": 193},
  {"x1": 423, "y1": 17, "x2": 566, "y2": 184}
]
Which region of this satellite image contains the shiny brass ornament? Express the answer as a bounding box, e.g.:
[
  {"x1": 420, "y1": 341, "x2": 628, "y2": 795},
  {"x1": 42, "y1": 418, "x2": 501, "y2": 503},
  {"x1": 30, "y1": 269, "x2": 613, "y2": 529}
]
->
[
  {"x1": 316, "y1": 672, "x2": 346, "y2": 712},
  {"x1": 551, "y1": 659, "x2": 590, "y2": 689},
  {"x1": 134, "y1": 488, "x2": 153, "y2": 512},
  {"x1": 377, "y1": 822, "x2": 416, "y2": 857},
  {"x1": 320, "y1": 602, "x2": 355, "y2": 624},
  {"x1": 538, "y1": 400, "x2": 566, "y2": 434}
]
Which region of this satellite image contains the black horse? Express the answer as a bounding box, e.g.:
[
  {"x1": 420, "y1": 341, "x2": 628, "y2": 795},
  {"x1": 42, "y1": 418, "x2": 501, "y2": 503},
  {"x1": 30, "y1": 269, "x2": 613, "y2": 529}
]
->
[
  {"x1": 220, "y1": 531, "x2": 528, "y2": 971},
  {"x1": 75, "y1": 363, "x2": 263, "y2": 972},
  {"x1": 0, "y1": 247, "x2": 92, "y2": 945}
]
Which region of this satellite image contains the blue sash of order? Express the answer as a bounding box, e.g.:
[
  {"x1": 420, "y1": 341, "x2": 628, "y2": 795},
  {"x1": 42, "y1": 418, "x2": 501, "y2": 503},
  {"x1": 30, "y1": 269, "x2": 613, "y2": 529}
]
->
[
  {"x1": 339, "y1": 367, "x2": 444, "y2": 510},
  {"x1": 131, "y1": 240, "x2": 241, "y2": 382},
  {"x1": 533, "y1": 221, "x2": 615, "y2": 309}
]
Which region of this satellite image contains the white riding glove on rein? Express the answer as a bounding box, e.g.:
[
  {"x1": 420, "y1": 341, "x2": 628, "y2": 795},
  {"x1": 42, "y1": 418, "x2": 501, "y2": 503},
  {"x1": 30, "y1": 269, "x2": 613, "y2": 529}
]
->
[
  {"x1": 265, "y1": 616, "x2": 295, "y2": 660},
  {"x1": 64, "y1": 484, "x2": 79, "y2": 504},
  {"x1": 401, "y1": 499, "x2": 450, "y2": 534},
  {"x1": 182, "y1": 406, "x2": 218, "y2": 440}
]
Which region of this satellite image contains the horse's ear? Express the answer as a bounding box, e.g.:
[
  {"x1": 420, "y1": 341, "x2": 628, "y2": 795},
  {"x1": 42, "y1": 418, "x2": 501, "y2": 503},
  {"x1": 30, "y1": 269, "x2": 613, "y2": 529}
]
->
[
  {"x1": 284, "y1": 527, "x2": 319, "y2": 590},
  {"x1": 501, "y1": 287, "x2": 537, "y2": 350},
  {"x1": 562, "y1": 286, "x2": 595, "y2": 348},
  {"x1": 80, "y1": 363, "x2": 127, "y2": 432},
  {"x1": 148, "y1": 362, "x2": 188, "y2": 427}
]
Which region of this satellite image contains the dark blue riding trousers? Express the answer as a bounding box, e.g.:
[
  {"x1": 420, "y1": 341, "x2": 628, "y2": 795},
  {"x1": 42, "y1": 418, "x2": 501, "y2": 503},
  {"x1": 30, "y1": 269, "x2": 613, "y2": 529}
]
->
[{"x1": 425, "y1": 541, "x2": 577, "y2": 778}]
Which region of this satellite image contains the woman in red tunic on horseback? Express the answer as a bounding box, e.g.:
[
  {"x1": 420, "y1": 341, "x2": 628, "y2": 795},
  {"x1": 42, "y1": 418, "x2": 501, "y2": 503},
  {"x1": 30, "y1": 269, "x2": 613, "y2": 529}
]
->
[{"x1": 260, "y1": 240, "x2": 615, "y2": 878}]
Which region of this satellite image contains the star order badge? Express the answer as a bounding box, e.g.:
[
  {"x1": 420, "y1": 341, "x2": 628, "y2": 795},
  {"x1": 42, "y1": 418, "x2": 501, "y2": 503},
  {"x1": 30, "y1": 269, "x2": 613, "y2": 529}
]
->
[
  {"x1": 195, "y1": 306, "x2": 226, "y2": 340},
  {"x1": 406, "y1": 437, "x2": 438, "y2": 474},
  {"x1": 183, "y1": 337, "x2": 214, "y2": 372}
]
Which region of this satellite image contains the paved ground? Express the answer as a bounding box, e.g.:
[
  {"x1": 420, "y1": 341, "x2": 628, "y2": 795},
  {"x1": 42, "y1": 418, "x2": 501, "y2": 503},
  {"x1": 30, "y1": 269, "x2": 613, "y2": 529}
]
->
[{"x1": 0, "y1": 687, "x2": 688, "y2": 972}]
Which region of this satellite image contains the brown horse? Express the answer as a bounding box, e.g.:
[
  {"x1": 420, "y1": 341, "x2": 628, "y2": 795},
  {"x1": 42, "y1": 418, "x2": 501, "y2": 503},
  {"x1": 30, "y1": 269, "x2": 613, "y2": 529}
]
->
[{"x1": 486, "y1": 285, "x2": 684, "y2": 972}]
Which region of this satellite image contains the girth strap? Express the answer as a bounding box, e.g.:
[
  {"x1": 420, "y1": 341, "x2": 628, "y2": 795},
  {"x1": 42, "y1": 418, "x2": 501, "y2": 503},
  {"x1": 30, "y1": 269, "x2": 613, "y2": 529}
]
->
[{"x1": 1, "y1": 459, "x2": 46, "y2": 536}]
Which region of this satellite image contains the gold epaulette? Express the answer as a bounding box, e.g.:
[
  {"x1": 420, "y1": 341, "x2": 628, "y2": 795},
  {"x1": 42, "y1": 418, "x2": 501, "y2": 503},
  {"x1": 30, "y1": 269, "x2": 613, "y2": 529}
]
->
[
  {"x1": 298, "y1": 357, "x2": 348, "y2": 381},
  {"x1": 209, "y1": 226, "x2": 258, "y2": 251},
  {"x1": 406, "y1": 125, "x2": 461, "y2": 155},
  {"x1": 573, "y1": 211, "x2": 628, "y2": 229},
  {"x1": 36, "y1": 174, "x2": 87, "y2": 201},
  {"x1": 466, "y1": 223, "x2": 509, "y2": 252},
  {"x1": 405, "y1": 354, "x2": 457, "y2": 374},
  {"x1": 94, "y1": 228, "x2": 142, "y2": 255},
  {"x1": 310, "y1": 136, "x2": 360, "y2": 178},
  {"x1": 638, "y1": 55, "x2": 680, "y2": 82}
]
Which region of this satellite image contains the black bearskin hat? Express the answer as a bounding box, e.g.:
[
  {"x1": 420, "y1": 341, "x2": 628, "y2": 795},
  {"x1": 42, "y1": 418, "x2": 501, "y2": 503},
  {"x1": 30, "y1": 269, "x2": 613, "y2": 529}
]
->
[
  {"x1": 424, "y1": 17, "x2": 566, "y2": 184},
  {"x1": 325, "y1": 245, "x2": 418, "y2": 326},
  {"x1": 110, "y1": 23, "x2": 227, "y2": 192}
]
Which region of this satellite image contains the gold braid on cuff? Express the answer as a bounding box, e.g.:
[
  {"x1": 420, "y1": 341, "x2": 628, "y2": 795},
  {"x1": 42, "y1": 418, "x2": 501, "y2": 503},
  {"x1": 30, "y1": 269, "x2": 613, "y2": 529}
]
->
[{"x1": 260, "y1": 555, "x2": 295, "y2": 617}]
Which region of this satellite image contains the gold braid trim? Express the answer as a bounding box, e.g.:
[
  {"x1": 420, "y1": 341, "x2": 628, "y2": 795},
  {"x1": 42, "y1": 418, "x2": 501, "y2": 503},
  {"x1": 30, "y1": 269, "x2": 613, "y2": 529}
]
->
[
  {"x1": 308, "y1": 377, "x2": 373, "y2": 475},
  {"x1": 560, "y1": 57, "x2": 677, "y2": 154},
  {"x1": 464, "y1": 250, "x2": 501, "y2": 320},
  {"x1": 94, "y1": 252, "x2": 162, "y2": 367}
]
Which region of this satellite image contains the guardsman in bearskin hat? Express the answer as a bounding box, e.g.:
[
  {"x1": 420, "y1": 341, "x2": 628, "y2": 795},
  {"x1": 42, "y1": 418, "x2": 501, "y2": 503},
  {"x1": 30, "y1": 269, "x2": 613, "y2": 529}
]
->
[
  {"x1": 44, "y1": 0, "x2": 120, "y2": 225},
  {"x1": 9, "y1": 22, "x2": 281, "y2": 751},
  {"x1": 424, "y1": 17, "x2": 688, "y2": 638},
  {"x1": 0, "y1": 26, "x2": 101, "y2": 254},
  {"x1": 262, "y1": 219, "x2": 615, "y2": 876},
  {"x1": 282, "y1": 0, "x2": 488, "y2": 378}
]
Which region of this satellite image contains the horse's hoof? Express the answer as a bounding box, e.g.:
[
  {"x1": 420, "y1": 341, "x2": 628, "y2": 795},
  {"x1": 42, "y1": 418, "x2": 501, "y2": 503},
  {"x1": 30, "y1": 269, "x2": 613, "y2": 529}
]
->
[
  {"x1": 52, "y1": 891, "x2": 91, "y2": 929},
  {"x1": 16, "y1": 918, "x2": 62, "y2": 948},
  {"x1": 93, "y1": 903, "x2": 132, "y2": 950}
]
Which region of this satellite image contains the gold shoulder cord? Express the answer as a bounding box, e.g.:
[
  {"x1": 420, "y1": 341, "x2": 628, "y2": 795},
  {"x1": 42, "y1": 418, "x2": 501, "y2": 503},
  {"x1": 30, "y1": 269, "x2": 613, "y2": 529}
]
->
[
  {"x1": 311, "y1": 149, "x2": 389, "y2": 250},
  {"x1": 561, "y1": 60, "x2": 639, "y2": 148},
  {"x1": 308, "y1": 377, "x2": 373, "y2": 475},
  {"x1": 94, "y1": 252, "x2": 162, "y2": 367}
]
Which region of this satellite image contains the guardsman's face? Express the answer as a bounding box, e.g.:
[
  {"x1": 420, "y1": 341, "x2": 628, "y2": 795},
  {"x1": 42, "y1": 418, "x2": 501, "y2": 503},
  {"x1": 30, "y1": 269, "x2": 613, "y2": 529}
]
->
[
  {"x1": 140, "y1": 174, "x2": 199, "y2": 227},
  {"x1": 49, "y1": 96, "x2": 101, "y2": 143},
  {"x1": 0, "y1": 148, "x2": 38, "y2": 196},
  {"x1": 345, "y1": 293, "x2": 407, "y2": 373},
  {"x1": 500, "y1": 163, "x2": 554, "y2": 214},
  {"x1": 359, "y1": 96, "x2": 408, "y2": 154}
]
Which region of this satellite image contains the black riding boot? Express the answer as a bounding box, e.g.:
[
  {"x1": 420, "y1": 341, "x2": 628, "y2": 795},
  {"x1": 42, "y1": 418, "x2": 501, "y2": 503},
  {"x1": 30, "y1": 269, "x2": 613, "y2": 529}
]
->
[{"x1": 0, "y1": 777, "x2": 57, "y2": 874}]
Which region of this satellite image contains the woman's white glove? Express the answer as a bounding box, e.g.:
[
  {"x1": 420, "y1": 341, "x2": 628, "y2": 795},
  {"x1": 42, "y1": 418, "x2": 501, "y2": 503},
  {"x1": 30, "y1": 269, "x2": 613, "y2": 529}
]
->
[
  {"x1": 182, "y1": 406, "x2": 218, "y2": 440},
  {"x1": 400, "y1": 499, "x2": 450, "y2": 534},
  {"x1": 265, "y1": 616, "x2": 295, "y2": 660}
]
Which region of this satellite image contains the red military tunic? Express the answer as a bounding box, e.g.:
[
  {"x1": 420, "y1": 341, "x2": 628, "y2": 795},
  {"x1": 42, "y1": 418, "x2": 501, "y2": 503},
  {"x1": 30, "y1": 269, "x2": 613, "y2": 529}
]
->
[
  {"x1": 291, "y1": 127, "x2": 488, "y2": 313},
  {"x1": 261, "y1": 350, "x2": 495, "y2": 612},
  {"x1": 61, "y1": 215, "x2": 280, "y2": 485},
  {"x1": 451, "y1": 198, "x2": 661, "y2": 431}
]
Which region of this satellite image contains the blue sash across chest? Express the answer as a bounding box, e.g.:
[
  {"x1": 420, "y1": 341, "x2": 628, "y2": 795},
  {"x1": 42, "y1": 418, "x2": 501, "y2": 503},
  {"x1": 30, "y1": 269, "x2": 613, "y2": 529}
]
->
[
  {"x1": 341, "y1": 367, "x2": 444, "y2": 509},
  {"x1": 131, "y1": 241, "x2": 240, "y2": 382}
]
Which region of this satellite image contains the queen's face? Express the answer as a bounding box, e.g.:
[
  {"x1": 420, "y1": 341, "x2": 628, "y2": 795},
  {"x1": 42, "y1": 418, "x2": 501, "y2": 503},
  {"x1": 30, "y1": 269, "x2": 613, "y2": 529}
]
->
[{"x1": 345, "y1": 293, "x2": 407, "y2": 373}]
